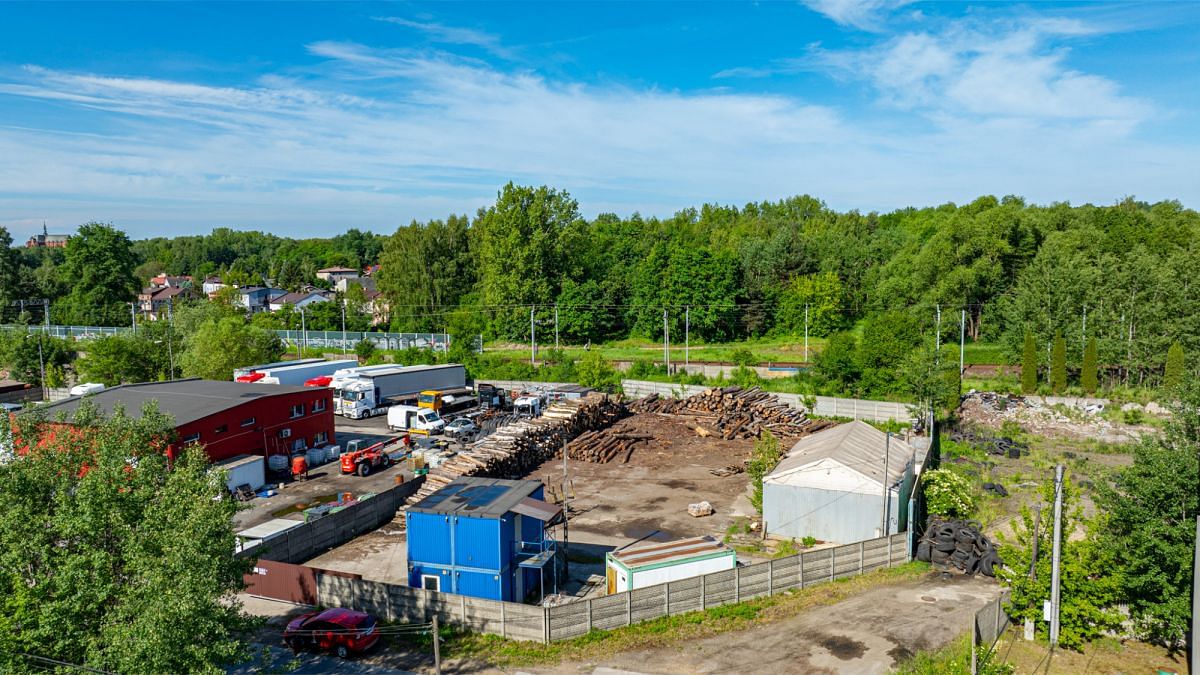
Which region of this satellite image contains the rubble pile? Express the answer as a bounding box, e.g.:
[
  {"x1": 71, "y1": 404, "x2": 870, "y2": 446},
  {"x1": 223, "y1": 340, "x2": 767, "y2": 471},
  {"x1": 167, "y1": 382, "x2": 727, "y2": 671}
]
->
[
  {"x1": 958, "y1": 390, "x2": 1146, "y2": 443},
  {"x1": 630, "y1": 386, "x2": 817, "y2": 439}
]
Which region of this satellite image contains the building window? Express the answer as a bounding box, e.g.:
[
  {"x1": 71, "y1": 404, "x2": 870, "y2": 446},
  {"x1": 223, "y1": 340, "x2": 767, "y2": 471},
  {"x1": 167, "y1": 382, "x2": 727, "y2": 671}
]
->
[
  {"x1": 291, "y1": 438, "x2": 307, "y2": 453},
  {"x1": 290, "y1": 404, "x2": 304, "y2": 419},
  {"x1": 241, "y1": 417, "x2": 256, "y2": 428},
  {"x1": 312, "y1": 399, "x2": 326, "y2": 413},
  {"x1": 314, "y1": 431, "x2": 328, "y2": 446},
  {"x1": 183, "y1": 433, "x2": 201, "y2": 445},
  {"x1": 214, "y1": 424, "x2": 228, "y2": 435},
  {"x1": 421, "y1": 575, "x2": 440, "y2": 592}
]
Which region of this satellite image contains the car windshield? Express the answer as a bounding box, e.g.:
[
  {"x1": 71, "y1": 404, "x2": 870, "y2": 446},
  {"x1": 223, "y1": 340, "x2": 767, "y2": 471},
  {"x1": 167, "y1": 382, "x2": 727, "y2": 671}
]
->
[{"x1": 420, "y1": 412, "x2": 441, "y2": 423}]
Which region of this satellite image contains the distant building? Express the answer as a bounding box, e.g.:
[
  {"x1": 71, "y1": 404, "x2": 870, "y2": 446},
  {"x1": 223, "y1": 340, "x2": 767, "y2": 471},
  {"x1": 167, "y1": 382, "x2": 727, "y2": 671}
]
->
[
  {"x1": 137, "y1": 285, "x2": 196, "y2": 320},
  {"x1": 202, "y1": 276, "x2": 226, "y2": 297},
  {"x1": 362, "y1": 289, "x2": 389, "y2": 326},
  {"x1": 269, "y1": 290, "x2": 333, "y2": 312},
  {"x1": 763, "y1": 421, "x2": 916, "y2": 544},
  {"x1": 316, "y1": 266, "x2": 360, "y2": 284},
  {"x1": 148, "y1": 274, "x2": 192, "y2": 288},
  {"x1": 237, "y1": 286, "x2": 287, "y2": 313},
  {"x1": 25, "y1": 224, "x2": 70, "y2": 248},
  {"x1": 406, "y1": 477, "x2": 561, "y2": 602},
  {"x1": 335, "y1": 276, "x2": 376, "y2": 293}
]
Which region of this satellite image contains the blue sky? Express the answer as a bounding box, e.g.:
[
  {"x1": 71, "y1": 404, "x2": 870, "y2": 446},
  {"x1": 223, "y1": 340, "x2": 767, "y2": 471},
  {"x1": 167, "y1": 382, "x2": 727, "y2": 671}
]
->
[{"x1": 1, "y1": 1, "x2": 1198, "y2": 240}]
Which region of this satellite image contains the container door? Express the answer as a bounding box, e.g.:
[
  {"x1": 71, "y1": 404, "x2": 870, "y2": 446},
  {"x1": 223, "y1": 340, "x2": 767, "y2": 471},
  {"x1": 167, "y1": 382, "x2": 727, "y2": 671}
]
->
[{"x1": 606, "y1": 565, "x2": 616, "y2": 595}]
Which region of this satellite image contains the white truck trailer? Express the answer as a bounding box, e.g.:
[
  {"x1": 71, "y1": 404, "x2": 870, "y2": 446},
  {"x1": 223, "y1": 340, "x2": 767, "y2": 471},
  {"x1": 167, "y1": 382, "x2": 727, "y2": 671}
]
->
[
  {"x1": 323, "y1": 364, "x2": 399, "y2": 414},
  {"x1": 236, "y1": 359, "x2": 358, "y2": 386},
  {"x1": 233, "y1": 358, "x2": 324, "y2": 381},
  {"x1": 337, "y1": 363, "x2": 467, "y2": 420}
]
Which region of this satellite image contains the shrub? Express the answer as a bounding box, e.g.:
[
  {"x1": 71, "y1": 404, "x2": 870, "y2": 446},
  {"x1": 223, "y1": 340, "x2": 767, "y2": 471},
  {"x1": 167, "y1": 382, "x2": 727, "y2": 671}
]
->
[
  {"x1": 747, "y1": 431, "x2": 783, "y2": 513},
  {"x1": 1050, "y1": 331, "x2": 1067, "y2": 393},
  {"x1": 354, "y1": 338, "x2": 376, "y2": 362},
  {"x1": 923, "y1": 469, "x2": 976, "y2": 517}
]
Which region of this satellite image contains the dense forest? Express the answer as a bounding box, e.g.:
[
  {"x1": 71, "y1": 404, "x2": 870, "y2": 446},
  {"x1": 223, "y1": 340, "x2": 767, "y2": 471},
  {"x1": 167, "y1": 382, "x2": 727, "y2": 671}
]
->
[{"x1": 2, "y1": 184, "x2": 1198, "y2": 390}]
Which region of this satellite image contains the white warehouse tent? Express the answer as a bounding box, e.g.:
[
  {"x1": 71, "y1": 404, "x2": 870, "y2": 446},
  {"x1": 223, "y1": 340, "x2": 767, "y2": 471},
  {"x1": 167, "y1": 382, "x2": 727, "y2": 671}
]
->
[{"x1": 763, "y1": 421, "x2": 916, "y2": 544}]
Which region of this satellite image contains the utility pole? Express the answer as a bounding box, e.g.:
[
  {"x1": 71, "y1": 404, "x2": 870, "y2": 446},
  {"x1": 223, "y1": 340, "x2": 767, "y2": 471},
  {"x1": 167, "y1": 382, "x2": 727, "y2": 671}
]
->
[
  {"x1": 431, "y1": 615, "x2": 441, "y2": 675},
  {"x1": 663, "y1": 308, "x2": 669, "y2": 372},
  {"x1": 530, "y1": 306, "x2": 536, "y2": 367},
  {"x1": 562, "y1": 439, "x2": 570, "y2": 580},
  {"x1": 300, "y1": 307, "x2": 307, "y2": 357},
  {"x1": 804, "y1": 304, "x2": 810, "y2": 363},
  {"x1": 43, "y1": 298, "x2": 49, "y2": 327},
  {"x1": 880, "y1": 432, "x2": 891, "y2": 536},
  {"x1": 130, "y1": 302, "x2": 136, "y2": 332},
  {"x1": 960, "y1": 309, "x2": 966, "y2": 374},
  {"x1": 1191, "y1": 515, "x2": 1199, "y2": 675},
  {"x1": 685, "y1": 306, "x2": 690, "y2": 367},
  {"x1": 1049, "y1": 464, "x2": 1065, "y2": 646},
  {"x1": 935, "y1": 304, "x2": 942, "y2": 362},
  {"x1": 36, "y1": 333, "x2": 46, "y2": 401},
  {"x1": 341, "y1": 301, "x2": 347, "y2": 355},
  {"x1": 555, "y1": 305, "x2": 559, "y2": 351}
]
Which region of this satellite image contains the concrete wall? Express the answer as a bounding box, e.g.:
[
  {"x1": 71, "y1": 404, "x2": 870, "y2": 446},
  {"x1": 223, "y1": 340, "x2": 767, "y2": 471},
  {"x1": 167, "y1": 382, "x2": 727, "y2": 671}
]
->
[{"x1": 763, "y1": 483, "x2": 903, "y2": 543}]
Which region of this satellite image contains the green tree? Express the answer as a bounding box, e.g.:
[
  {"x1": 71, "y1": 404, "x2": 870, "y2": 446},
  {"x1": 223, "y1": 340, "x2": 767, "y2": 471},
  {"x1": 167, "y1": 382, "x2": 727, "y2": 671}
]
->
[
  {"x1": 1081, "y1": 337, "x2": 1098, "y2": 394},
  {"x1": 1095, "y1": 379, "x2": 1200, "y2": 646},
  {"x1": 55, "y1": 223, "x2": 140, "y2": 326},
  {"x1": 898, "y1": 346, "x2": 957, "y2": 417},
  {"x1": 922, "y1": 469, "x2": 975, "y2": 517},
  {"x1": 0, "y1": 330, "x2": 73, "y2": 389},
  {"x1": 473, "y1": 184, "x2": 577, "y2": 338},
  {"x1": 747, "y1": 431, "x2": 783, "y2": 513},
  {"x1": 999, "y1": 473, "x2": 1122, "y2": 649},
  {"x1": 856, "y1": 310, "x2": 923, "y2": 396},
  {"x1": 814, "y1": 331, "x2": 860, "y2": 388},
  {"x1": 355, "y1": 337, "x2": 377, "y2": 362},
  {"x1": 1021, "y1": 331, "x2": 1038, "y2": 393},
  {"x1": 378, "y1": 215, "x2": 474, "y2": 332},
  {"x1": 0, "y1": 227, "x2": 18, "y2": 311},
  {"x1": 1050, "y1": 331, "x2": 1067, "y2": 393},
  {"x1": 574, "y1": 352, "x2": 620, "y2": 391},
  {"x1": 180, "y1": 317, "x2": 283, "y2": 380},
  {"x1": 1163, "y1": 341, "x2": 1184, "y2": 391},
  {"x1": 0, "y1": 404, "x2": 253, "y2": 673},
  {"x1": 76, "y1": 334, "x2": 155, "y2": 386},
  {"x1": 774, "y1": 272, "x2": 844, "y2": 337}
]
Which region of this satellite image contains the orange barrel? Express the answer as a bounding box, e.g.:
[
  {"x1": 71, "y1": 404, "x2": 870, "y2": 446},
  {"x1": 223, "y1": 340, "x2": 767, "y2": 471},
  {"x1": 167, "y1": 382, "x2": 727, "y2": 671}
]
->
[
  {"x1": 291, "y1": 455, "x2": 308, "y2": 477},
  {"x1": 342, "y1": 491, "x2": 352, "y2": 504}
]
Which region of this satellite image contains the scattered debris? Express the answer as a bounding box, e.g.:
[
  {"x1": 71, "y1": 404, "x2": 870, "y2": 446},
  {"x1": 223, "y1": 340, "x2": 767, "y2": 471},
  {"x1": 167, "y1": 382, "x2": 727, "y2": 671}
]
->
[
  {"x1": 916, "y1": 517, "x2": 1003, "y2": 577},
  {"x1": 949, "y1": 426, "x2": 1029, "y2": 458},
  {"x1": 630, "y1": 386, "x2": 830, "y2": 440},
  {"x1": 688, "y1": 501, "x2": 714, "y2": 517},
  {"x1": 982, "y1": 482, "x2": 1009, "y2": 498},
  {"x1": 959, "y1": 390, "x2": 1147, "y2": 443},
  {"x1": 709, "y1": 464, "x2": 745, "y2": 477}
]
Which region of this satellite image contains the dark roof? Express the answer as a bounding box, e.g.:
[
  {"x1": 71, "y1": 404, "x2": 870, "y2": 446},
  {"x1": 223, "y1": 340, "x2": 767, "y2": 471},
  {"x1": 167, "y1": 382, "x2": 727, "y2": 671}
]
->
[
  {"x1": 32, "y1": 378, "x2": 320, "y2": 427},
  {"x1": 317, "y1": 266, "x2": 358, "y2": 273},
  {"x1": 409, "y1": 477, "x2": 543, "y2": 519},
  {"x1": 273, "y1": 291, "x2": 330, "y2": 305}
]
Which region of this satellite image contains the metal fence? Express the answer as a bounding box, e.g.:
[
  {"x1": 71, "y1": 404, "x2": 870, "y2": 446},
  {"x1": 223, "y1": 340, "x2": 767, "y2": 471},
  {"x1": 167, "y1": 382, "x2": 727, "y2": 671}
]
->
[
  {"x1": 974, "y1": 591, "x2": 1011, "y2": 646},
  {"x1": 309, "y1": 532, "x2": 909, "y2": 643},
  {"x1": 238, "y1": 479, "x2": 423, "y2": 564},
  {"x1": 3, "y1": 324, "x2": 449, "y2": 353}
]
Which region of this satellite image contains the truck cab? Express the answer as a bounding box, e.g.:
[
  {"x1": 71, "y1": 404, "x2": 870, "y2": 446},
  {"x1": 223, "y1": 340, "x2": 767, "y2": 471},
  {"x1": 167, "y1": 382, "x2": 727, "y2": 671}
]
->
[
  {"x1": 337, "y1": 380, "x2": 378, "y2": 419},
  {"x1": 513, "y1": 395, "x2": 542, "y2": 418}
]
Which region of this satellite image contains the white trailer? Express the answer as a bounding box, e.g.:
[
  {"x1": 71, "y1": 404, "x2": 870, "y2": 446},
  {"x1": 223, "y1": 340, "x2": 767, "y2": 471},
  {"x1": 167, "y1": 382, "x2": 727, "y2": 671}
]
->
[
  {"x1": 337, "y1": 364, "x2": 467, "y2": 419},
  {"x1": 325, "y1": 364, "x2": 401, "y2": 413},
  {"x1": 238, "y1": 359, "x2": 358, "y2": 386},
  {"x1": 605, "y1": 536, "x2": 736, "y2": 594},
  {"x1": 233, "y1": 358, "x2": 323, "y2": 380}
]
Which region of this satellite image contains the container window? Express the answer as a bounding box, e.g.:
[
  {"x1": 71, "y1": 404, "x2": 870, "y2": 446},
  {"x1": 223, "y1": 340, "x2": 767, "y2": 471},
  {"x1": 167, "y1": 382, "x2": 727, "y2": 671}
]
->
[
  {"x1": 421, "y1": 575, "x2": 440, "y2": 592},
  {"x1": 182, "y1": 433, "x2": 201, "y2": 445},
  {"x1": 214, "y1": 424, "x2": 228, "y2": 435},
  {"x1": 241, "y1": 417, "x2": 256, "y2": 428}
]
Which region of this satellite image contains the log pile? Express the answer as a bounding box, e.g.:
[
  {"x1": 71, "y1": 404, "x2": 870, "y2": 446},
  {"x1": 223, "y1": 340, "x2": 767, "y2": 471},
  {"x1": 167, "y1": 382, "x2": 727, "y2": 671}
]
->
[
  {"x1": 397, "y1": 393, "x2": 628, "y2": 512},
  {"x1": 629, "y1": 386, "x2": 814, "y2": 440},
  {"x1": 562, "y1": 428, "x2": 654, "y2": 463}
]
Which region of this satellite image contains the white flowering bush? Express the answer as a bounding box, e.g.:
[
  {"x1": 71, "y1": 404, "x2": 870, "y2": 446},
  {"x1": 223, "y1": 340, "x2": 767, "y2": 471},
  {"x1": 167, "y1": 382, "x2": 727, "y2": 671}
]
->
[{"x1": 923, "y1": 468, "x2": 976, "y2": 517}]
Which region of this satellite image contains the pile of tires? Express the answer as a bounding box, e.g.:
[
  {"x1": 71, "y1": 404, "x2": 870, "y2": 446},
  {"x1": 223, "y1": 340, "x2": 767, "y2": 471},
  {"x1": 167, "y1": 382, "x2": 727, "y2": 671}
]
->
[{"x1": 916, "y1": 517, "x2": 1003, "y2": 577}]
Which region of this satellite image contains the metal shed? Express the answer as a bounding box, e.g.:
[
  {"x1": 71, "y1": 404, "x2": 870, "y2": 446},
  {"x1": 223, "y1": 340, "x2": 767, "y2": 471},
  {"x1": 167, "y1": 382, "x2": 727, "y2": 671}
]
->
[
  {"x1": 763, "y1": 421, "x2": 915, "y2": 544},
  {"x1": 406, "y1": 477, "x2": 561, "y2": 602},
  {"x1": 606, "y1": 535, "x2": 736, "y2": 593}
]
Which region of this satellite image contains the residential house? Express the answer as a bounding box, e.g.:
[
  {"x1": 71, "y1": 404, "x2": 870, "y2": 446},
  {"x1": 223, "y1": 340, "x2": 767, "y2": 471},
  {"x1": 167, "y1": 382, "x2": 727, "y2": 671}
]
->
[
  {"x1": 202, "y1": 276, "x2": 226, "y2": 297},
  {"x1": 236, "y1": 286, "x2": 287, "y2": 314},
  {"x1": 137, "y1": 285, "x2": 196, "y2": 320},
  {"x1": 269, "y1": 290, "x2": 333, "y2": 312},
  {"x1": 335, "y1": 275, "x2": 376, "y2": 293},
  {"x1": 762, "y1": 421, "x2": 916, "y2": 544},
  {"x1": 315, "y1": 266, "x2": 360, "y2": 284},
  {"x1": 148, "y1": 274, "x2": 193, "y2": 288},
  {"x1": 362, "y1": 289, "x2": 389, "y2": 326}
]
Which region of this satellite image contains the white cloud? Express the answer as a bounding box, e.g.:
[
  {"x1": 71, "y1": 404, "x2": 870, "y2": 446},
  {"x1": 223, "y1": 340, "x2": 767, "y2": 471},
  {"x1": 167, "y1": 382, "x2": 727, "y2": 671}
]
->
[
  {"x1": 801, "y1": 0, "x2": 913, "y2": 31},
  {"x1": 373, "y1": 16, "x2": 511, "y2": 58}
]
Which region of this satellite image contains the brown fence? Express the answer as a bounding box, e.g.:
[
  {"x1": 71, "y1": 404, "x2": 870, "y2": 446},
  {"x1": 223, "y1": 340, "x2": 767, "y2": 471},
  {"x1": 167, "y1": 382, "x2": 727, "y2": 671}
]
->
[
  {"x1": 238, "y1": 478, "x2": 423, "y2": 563},
  {"x1": 307, "y1": 532, "x2": 909, "y2": 643}
]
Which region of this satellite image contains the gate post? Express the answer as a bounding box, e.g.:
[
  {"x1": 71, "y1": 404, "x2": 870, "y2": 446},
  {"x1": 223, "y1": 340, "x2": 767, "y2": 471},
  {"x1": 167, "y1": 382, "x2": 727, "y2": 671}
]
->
[
  {"x1": 735, "y1": 566, "x2": 741, "y2": 603},
  {"x1": 859, "y1": 541, "x2": 865, "y2": 575},
  {"x1": 700, "y1": 574, "x2": 706, "y2": 608},
  {"x1": 768, "y1": 559, "x2": 774, "y2": 595},
  {"x1": 830, "y1": 547, "x2": 835, "y2": 581}
]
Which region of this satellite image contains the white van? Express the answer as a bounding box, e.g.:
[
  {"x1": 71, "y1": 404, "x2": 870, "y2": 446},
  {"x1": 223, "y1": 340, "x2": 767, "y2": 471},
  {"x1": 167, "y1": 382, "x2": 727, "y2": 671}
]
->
[{"x1": 69, "y1": 383, "x2": 106, "y2": 396}]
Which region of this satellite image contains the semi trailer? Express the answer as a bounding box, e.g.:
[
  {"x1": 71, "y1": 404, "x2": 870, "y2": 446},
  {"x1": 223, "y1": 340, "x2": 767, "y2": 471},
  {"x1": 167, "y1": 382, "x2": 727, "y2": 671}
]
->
[
  {"x1": 336, "y1": 363, "x2": 467, "y2": 419},
  {"x1": 233, "y1": 358, "x2": 323, "y2": 380},
  {"x1": 235, "y1": 359, "x2": 358, "y2": 386}
]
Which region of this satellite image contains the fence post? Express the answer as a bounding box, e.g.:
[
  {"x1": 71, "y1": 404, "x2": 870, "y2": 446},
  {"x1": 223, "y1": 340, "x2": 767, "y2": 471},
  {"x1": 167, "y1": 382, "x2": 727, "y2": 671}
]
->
[
  {"x1": 586, "y1": 598, "x2": 593, "y2": 632},
  {"x1": 887, "y1": 534, "x2": 893, "y2": 567},
  {"x1": 626, "y1": 591, "x2": 632, "y2": 625},
  {"x1": 859, "y1": 541, "x2": 865, "y2": 575},
  {"x1": 735, "y1": 566, "x2": 741, "y2": 603},
  {"x1": 543, "y1": 605, "x2": 550, "y2": 644},
  {"x1": 700, "y1": 574, "x2": 706, "y2": 609},
  {"x1": 460, "y1": 592, "x2": 467, "y2": 626},
  {"x1": 500, "y1": 601, "x2": 506, "y2": 639},
  {"x1": 665, "y1": 583, "x2": 670, "y2": 616},
  {"x1": 994, "y1": 598, "x2": 1003, "y2": 639},
  {"x1": 799, "y1": 551, "x2": 805, "y2": 588},
  {"x1": 768, "y1": 559, "x2": 774, "y2": 595},
  {"x1": 830, "y1": 547, "x2": 835, "y2": 581}
]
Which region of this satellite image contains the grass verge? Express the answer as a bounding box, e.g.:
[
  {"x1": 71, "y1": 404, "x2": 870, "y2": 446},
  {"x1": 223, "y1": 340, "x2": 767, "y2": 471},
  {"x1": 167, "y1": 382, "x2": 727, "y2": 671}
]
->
[{"x1": 433, "y1": 562, "x2": 929, "y2": 668}]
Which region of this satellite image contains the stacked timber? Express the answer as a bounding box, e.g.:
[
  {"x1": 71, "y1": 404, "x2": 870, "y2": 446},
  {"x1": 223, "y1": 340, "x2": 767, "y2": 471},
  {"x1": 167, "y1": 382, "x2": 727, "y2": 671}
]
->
[
  {"x1": 562, "y1": 428, "x2": 653, "y2": 463},
  {"x1": 629, "y1": 386, "x2": 814, "y2": 440},
  {"x1": 397, "y1": 393, "x2": 628, "y2": 511}
]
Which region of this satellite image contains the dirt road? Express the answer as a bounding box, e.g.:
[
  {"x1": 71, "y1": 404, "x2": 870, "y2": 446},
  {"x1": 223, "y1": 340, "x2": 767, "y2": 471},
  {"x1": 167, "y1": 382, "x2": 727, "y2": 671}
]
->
[{"x1": 534, "y1": 572, "x2": 1001, "y2": 675}]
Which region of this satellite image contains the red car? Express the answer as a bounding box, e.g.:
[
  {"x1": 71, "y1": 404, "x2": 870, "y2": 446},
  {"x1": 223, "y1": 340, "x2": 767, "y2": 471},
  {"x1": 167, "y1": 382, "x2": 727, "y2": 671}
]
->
[{"x1": 283, "y1": 608, "x2": 380, "y2": 658}]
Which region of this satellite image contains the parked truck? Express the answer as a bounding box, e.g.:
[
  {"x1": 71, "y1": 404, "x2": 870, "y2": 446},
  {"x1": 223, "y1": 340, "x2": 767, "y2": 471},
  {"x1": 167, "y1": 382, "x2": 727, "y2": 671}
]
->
[
  {"x1": 418, "y1": 387, "x2": 477, "y2": 418},
  {"x1": 386, "y1": 405, "x2": 446, "y2": 435},
  {"x1": 476, "y1": 383, "x2": 509, "y2": 411},
  {"x1": 235, "y1": 359, "x2": 358, "y2": 386},
  {"x1": 337, "y1": 364, "x2": 467, "y2": 420},
  {"x1": 233, "y1": 358, "x2": 323, "y2": 381}
]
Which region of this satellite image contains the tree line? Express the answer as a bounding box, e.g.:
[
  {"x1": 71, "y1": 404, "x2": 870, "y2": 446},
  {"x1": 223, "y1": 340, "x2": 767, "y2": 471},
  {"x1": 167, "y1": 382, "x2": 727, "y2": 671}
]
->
[{"x1": 3, "y1": 185, "x2": 1198, "y2": 390}]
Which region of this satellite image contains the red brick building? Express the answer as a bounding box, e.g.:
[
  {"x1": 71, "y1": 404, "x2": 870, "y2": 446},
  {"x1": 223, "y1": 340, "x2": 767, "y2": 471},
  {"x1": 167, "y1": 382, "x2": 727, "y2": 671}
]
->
[{"x1": 36, "y1": 379, "x2": 335, "y2": 463}]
